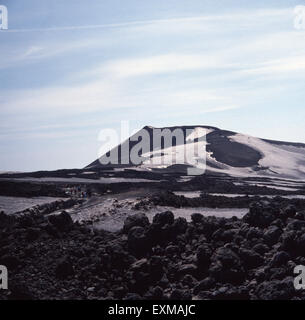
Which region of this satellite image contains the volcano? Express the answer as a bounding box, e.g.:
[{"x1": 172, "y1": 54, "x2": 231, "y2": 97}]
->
[{"x1": 87, "y1": 125, "x2": 305, "y2": 180}]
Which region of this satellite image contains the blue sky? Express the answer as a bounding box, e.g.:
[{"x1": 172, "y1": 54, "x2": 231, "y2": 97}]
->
[{"x1": 1, "y1": 0, "x2": 305, "y2": 171}]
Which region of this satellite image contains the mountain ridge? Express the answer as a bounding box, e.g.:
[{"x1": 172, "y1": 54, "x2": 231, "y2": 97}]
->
[{"x1": 87, "y1": 125, "x2": 305, "y2": 181}]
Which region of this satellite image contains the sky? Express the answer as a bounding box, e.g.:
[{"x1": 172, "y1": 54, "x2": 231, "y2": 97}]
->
[{"x1": 1, "y1": 0, "x2": 305, "y2": 171}]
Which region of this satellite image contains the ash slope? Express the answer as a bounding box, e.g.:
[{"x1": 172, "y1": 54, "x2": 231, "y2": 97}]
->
[{"x1": 87, "y1": 126, "x2": 305, "y2": 181}]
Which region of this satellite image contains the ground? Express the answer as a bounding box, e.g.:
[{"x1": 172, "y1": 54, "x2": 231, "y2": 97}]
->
[{"x1": 0, "y1": 169, "x2": 305, "y2": 300}]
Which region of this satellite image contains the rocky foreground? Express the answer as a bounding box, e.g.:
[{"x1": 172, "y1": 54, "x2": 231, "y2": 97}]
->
[{"x1": 1, "y1": 200, "x2": 305, "y2": 300}]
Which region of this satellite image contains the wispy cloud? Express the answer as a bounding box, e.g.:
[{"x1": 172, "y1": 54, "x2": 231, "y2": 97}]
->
[
  {"x1": 241, "y1": 55, "x2": 305, "y2": 75},
  {"x1": 100, "y1": 54, "x2": 236, "y2": 78},
  {"x1": 0, "y1": 38, "x2": 103, "y2": 69},
  {"x1": 4, "y1": 7, "x2": 292, "y2": 33},
  {"x1": 1, "y1": 4, "x2": 305, "y2": 170}
]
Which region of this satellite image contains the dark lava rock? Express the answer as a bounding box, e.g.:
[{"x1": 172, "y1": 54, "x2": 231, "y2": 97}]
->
[
  {"x1": 255, "y1": 277, "x2": 295, "y2": 300},
  {"x1": 130, "y1": 258, "x2": 148, "y2": 273},
  {"x1": 106, "y1": 242, "x2": 133, "y2": 270},
  {"x1": 295, "y1": 211, "x2": 305, "y2": 220},
  {"x1": 212, "y1": 228, "x2": 237, "y2": 242},
  {"x1": 153, "y1": 211, "x2": 174, "y2": 226},
  {"x1": 263, "y1": 226, "x2": 282, "y2": 246},
  {"x1": 26, "y1": 227, "x2": 40, "y2": 242},
  {"x1": 193, "y1": 277, "x2": 216, "y2": 294},
  {"x1": 196, "y1": 244, "x2": 212, "y2": 269},
  {"x1": 43, "y1": 223, "x2": 60, "y2": 238},
  {"x1": 124, "y1": 293, "x2": 143, "y2": 300},
  {"x1": 165, "y1": 245, "x2": 180, "y2": 256},
  {"x1": 1, "y1": 197, "x2": 305, "y2": 301},
  {"x1": 209, "y1": 247, "x2": 245, "y2": 284},
  {"x1": 48, "y1": 211, "x2": 73, "y2": 232},
  {"x1": 170, "y1": 288, "x2": 192, "y2": 300},
  {"x1": 123, "y1": 213, "x2": 149, "y2": 233},
  {"x1": 280, "y1": 230, "x2": 296, "y2": 252},
  {"x1": 282, "y1": 205, "x2": 297, "y2": 219},
  {"x1": 295, "y1": 234, "x2": 305, "y2": 257},
  {"x1": 0, "y1": 211, "x2": 13, "y2": 229},
  {"x1": 149, "y1": 286, "x2": 164, "y2": 299},
  {"x1": 0, "y1": 255, "x2": 21, "y2": 270},
  {"x1": 147, "y1": 222, "x2": 176, "y2": 246},
  {"x1": 239, "y1": 248, "x2": 264, "y2": 270},
  {"x1": 243, "y1": 202, "x2": 276, "y2": 228},
  {"x1": 172, "y1": 217, "x2": 188, "y2": 234},
  {"x1": 211, "y1": 247, "x2": 241, "y2": 269},
  {"x1": 178, "y1": 263, "x2": 197, "y2": 276},
  {"x1": 17, "y1": 215, "x2": 34, "y2": 228},
  {"x1": 253, "y1": 243, "x2": 270, "y2": 255},
  {"x1": 211, "y1": 285, "x2": 250, "y2": 300},
  {"x1": 9, "y1": 283, "x2": 34, "y2": 300},
  {"x1": 55, "y1": 257, "x2": 74, "y2": 279},
  {"x1": 128, "y1": 226, "x2": 149, "y2": 258},
  {"x1": 270, "y1": 251, "x2": 290, "y2": 267},
  {"x1": 182, "y1": 274, "x2": 198, "y2": 287},
  {"x1": 200, "y1": 217, "x2": 222, "y2": 239},
  {"x1": 191, "y1": 213, "x2": 204, "y2": 223},
  {"x1": 286, "y1": 219, "x2": 305, "y2": 231},
  {"x1": 149, "y1": 255, "x2": 164, "y2": 281}
]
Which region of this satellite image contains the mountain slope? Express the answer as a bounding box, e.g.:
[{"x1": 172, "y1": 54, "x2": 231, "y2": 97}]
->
[{"x1": 87, "y1": 125, "x2": 305, "y2": 180}]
